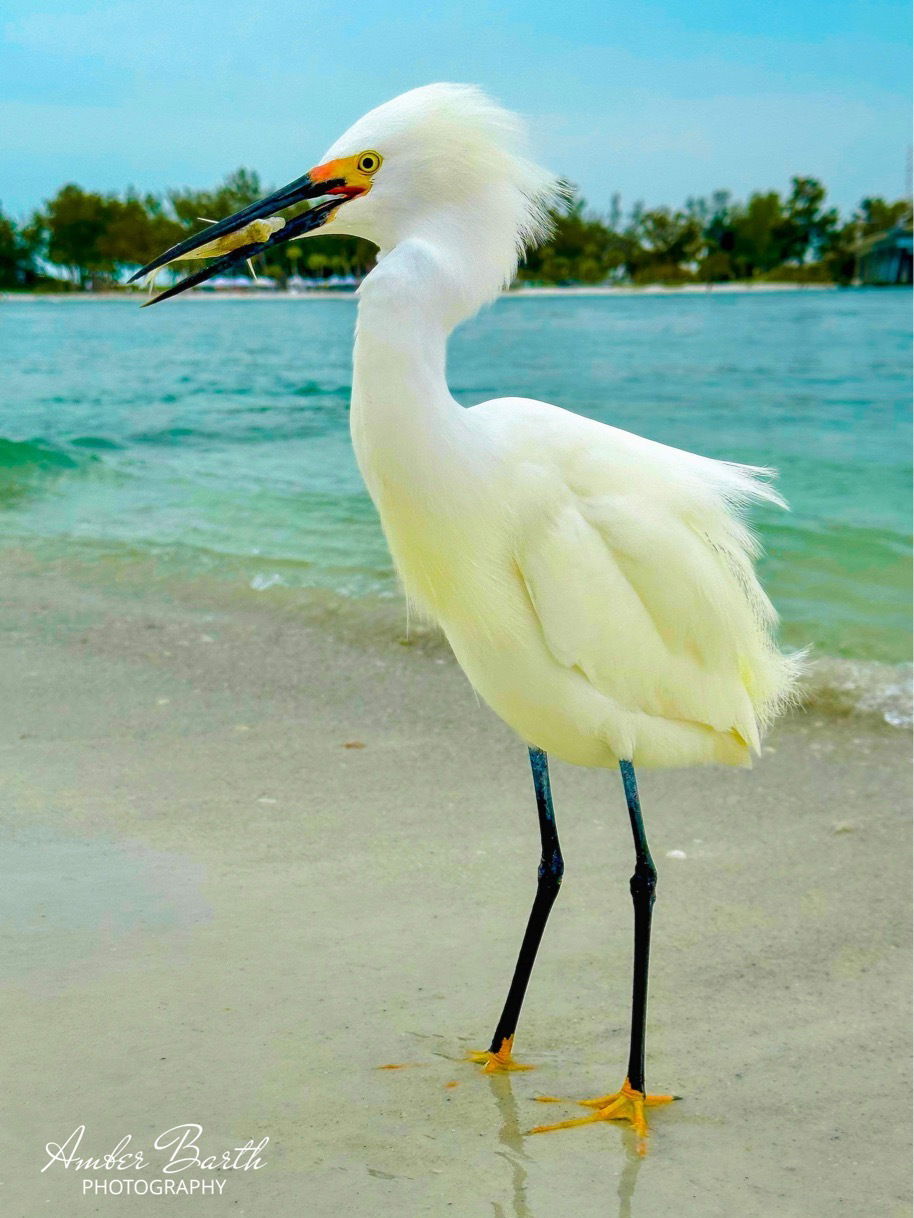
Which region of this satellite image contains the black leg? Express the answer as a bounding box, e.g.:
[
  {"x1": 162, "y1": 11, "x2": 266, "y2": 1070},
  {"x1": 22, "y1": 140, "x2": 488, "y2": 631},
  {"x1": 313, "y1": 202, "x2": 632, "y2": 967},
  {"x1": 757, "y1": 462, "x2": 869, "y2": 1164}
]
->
[
  {"x1": 619, "y1": 760, "x2": 657, "y2": 1094},
  {"x1": 485, "y1": 747, "x2": 564, "y2": 1058}
]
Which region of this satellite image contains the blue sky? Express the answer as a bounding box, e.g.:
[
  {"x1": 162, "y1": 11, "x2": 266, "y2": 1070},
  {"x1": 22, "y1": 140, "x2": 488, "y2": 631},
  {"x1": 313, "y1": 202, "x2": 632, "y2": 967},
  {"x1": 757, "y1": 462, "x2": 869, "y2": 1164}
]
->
[{"x1": 1, "y1": 0, "x2": 910, "y2": 219}]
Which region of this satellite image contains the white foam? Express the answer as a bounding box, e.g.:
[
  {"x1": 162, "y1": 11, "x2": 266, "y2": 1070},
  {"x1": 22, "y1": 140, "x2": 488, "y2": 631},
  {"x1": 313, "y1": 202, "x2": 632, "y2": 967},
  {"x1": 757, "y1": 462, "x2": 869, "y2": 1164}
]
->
[{"x1": 800, "y1": 657, "x2": 913, "y2": 728}]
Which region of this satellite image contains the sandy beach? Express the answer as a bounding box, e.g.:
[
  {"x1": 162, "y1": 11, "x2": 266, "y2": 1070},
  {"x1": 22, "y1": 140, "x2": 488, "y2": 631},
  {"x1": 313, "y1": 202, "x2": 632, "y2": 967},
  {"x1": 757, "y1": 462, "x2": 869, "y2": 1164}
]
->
[{"x1": 1, "y1": 554, "x2": 910, "y2": 1216}]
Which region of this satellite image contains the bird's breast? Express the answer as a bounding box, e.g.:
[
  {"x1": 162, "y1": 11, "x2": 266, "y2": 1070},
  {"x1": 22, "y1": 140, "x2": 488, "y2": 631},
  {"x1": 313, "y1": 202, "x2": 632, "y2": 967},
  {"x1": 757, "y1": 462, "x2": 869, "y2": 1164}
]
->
[{"x1": 371, "y1": 474, "x2": 503, "y2": 622}]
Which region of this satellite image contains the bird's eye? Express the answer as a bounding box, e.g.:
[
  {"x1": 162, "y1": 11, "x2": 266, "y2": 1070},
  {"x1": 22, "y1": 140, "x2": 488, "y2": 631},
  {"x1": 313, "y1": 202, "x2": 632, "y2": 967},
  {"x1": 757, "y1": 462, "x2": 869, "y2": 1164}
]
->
[{"x1": 357, "y1": 151, "x2": 382, "y2": 175}]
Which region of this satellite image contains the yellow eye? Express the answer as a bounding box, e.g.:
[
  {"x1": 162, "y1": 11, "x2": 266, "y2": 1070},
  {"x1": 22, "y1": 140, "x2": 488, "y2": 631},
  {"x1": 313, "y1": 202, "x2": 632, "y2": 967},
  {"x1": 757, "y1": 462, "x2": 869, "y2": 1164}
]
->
[{"x1": 357, "y1": 151, "x2": 382, "y2": 175}]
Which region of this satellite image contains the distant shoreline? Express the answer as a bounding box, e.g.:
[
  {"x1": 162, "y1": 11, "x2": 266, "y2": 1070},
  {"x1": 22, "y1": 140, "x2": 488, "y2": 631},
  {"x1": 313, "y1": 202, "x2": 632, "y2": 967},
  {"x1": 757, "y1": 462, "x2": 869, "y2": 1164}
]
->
[
  {"x1": 510, "y1": 282, "x2": 842, "y2": 296},
  {"x1": 2, "y1": 281, "x2": 849, "y2": 302}
]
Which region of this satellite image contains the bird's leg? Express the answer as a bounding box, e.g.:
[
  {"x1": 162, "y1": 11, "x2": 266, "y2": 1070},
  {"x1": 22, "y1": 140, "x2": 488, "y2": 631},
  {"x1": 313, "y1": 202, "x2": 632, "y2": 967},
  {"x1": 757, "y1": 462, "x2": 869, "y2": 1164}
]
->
[
  {"x1": 532, "y1": 762, "x2": 675, "y2": 1146},
  {"x1": 467, "y1": 747, "x2": 563, "y2": 1073},
  {"x1": 621, "y1": 759, "x2": 655, "y2": 1097}
]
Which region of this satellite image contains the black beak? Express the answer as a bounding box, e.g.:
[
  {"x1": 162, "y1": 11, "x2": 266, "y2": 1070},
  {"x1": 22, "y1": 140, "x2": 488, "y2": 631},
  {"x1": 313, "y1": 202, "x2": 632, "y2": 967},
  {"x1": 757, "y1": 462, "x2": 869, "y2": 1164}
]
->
[{"x1": 129, "y1": 169, "x2": 346, "y2": 305}]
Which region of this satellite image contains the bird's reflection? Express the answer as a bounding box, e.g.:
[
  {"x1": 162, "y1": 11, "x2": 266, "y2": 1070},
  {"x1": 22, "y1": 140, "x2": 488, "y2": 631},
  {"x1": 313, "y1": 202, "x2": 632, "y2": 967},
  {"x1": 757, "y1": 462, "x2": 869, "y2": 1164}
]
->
[
  {"x1": 485, "y1": 1073, "x2": 646, "y2": 1218},
  {"x1": 488, "y1": 1072, "x2": 532, "y2": 1218},
  {"x1": 616, "y1": 1133, "x2": 645, "y2": 1218}
]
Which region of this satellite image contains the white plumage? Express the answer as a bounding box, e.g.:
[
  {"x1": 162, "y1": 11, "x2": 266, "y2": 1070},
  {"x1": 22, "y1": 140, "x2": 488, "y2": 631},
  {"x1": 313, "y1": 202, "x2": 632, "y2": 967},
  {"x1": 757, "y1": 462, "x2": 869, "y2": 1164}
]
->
[
  {"x1": 319, "y1": 83, "x2": 800, "y2": 769},
  {"x1": 131, "y1": 82, "x2": 805, "y2": 1135}
]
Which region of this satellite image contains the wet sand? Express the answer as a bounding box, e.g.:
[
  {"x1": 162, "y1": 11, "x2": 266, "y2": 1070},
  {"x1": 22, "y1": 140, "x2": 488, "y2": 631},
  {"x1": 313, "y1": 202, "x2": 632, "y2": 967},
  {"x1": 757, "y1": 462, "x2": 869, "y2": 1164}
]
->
[{"x1": 1, "y1": 561, "x2": 910, "y2": 1216}]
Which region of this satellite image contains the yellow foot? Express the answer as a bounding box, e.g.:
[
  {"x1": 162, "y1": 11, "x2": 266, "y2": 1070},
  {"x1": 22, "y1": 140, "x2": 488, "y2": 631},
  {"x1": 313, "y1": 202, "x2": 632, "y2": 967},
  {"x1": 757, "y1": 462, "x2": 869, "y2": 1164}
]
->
[
  {"x1": 466, "y1": 1036, "x2": 534, "y2": 1074},
  {"x1": 531, "y1": 1078, "x2": 676, "y2": 1147}
]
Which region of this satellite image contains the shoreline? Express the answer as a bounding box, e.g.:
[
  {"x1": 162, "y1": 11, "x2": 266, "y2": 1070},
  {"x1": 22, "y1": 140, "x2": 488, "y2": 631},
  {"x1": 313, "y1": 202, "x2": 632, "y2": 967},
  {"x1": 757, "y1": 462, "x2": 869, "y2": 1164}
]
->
[
  {"x1": 2, "y1": 542, "x2": 910, "y2": 729},
  {"x1": 1, "y1": 280, "x2": 853, "y2": 303}
]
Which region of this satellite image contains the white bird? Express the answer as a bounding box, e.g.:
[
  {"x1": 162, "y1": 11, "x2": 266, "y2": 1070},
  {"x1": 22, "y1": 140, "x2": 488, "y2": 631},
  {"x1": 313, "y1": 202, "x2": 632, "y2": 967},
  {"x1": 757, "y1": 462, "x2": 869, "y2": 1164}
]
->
[{"x1": 135, "y1": 83, "x2": 801, "y2": 1147}]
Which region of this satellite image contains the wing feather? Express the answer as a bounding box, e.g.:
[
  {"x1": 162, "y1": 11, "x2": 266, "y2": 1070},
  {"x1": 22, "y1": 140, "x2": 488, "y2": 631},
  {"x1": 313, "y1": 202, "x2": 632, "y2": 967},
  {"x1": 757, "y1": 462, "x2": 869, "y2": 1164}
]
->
[{"x1": 473, "y1": 397, "x2": 800, "y2": 755}]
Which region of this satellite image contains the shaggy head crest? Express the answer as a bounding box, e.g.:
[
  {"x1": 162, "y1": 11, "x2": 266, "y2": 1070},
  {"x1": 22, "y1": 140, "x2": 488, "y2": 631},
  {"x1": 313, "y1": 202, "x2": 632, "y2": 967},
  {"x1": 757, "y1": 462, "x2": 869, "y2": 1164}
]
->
[{"x1": 322, "y1": 83, "x2": 565, "y2": 275}]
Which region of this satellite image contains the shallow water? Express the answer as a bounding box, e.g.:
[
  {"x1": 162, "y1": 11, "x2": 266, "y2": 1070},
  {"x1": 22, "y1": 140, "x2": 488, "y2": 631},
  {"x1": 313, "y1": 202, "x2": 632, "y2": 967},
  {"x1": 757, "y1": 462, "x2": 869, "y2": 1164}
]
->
[{"x1": 1, "y1": 290, "x2": 910, "y2": 715}]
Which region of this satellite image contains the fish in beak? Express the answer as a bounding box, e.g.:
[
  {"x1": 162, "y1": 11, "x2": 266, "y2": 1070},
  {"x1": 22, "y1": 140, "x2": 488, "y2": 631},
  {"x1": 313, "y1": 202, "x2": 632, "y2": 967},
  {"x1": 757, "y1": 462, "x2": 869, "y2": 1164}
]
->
[{"x1": 130, "y1": 151, "x2": 382, "y2": 305}]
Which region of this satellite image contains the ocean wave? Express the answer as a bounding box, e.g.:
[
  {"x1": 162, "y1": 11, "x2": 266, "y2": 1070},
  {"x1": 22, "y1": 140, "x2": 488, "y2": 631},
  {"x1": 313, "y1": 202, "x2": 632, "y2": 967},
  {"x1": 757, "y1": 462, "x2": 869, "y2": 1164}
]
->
[
  {"x1": 0, "y1": 437, "x2": 90, "y2": 508},
  {"x1": 0, "y1": 437, "x2": 80, "y2": 471},
  {"x1": 800, "y1": 657, "x2": 912, "y2": 728},
  {"x1": 69, "y1": 435, "x2": 125, "y2": 451},
  {"x1": 131, "y1": 426, "x2": 200, "y2": 445},
  {"x1": 291, "y1": 381, "x2": 351, "y2": 397}
]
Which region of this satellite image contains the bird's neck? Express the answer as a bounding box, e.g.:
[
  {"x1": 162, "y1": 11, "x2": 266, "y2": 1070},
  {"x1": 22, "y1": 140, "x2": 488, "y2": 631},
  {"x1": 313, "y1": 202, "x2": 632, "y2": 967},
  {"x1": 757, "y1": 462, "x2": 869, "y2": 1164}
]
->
[
  {"x1": 348, "y1": 192, "x2": 523, "y2": 488},
  {"x1": 349, "y1": 237, "x2": 493, "y2": 503}
]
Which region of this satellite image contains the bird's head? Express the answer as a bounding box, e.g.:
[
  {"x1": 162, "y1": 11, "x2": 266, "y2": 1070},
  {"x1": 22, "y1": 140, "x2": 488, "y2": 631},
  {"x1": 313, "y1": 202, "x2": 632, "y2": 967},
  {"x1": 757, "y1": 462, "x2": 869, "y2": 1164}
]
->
[{"x1": 132, "y1": 83, "x2": 563, "y2": 304}]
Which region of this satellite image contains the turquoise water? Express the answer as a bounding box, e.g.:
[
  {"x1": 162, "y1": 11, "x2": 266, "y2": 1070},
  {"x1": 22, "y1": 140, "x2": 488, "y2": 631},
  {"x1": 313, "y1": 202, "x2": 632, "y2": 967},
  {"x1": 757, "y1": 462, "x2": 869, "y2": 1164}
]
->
[{"x1": 1, "y1": 290, "x2": 910, "y2": 676}]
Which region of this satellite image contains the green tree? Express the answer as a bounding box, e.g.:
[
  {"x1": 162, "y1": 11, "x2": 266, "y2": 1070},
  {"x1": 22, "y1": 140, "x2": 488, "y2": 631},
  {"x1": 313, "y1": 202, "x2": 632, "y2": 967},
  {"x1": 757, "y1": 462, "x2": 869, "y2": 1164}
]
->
[
  {"x1": 31, "y1": 185, "x2": 185, "y2": 286},
  {"x1": 99, "y1": 193, "x2": 184, "y2": 270},
  {"x1": 0, "y1": 205, "x2": 40, "y2": 288},
  {"x1": 729, "y1": 191, "x2": 786, "y2": 275},
  {"x1": 628, "y1": 207, "x2": 703, "y2": 282},
  {"x1": 696, "y1": 191, "x2": 736, "y2": 280},
  {"x1": 820, "y1": 219, "x2": 859, "y2": 285},
  {"x1": 34, "y1": 184, "x2": 120, "y2": 286},
  {"x1": 856, "y1": 196, "x2": 913, "y2": 235},
  {"x1": 777, "y1": 176, "x2": 837, "y2": 263}
]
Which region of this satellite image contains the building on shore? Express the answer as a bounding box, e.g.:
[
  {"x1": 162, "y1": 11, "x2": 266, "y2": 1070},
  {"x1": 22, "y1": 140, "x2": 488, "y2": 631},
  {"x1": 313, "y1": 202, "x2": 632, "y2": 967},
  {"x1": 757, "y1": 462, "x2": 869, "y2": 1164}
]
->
[{"x1": 857, "y1": 225, "x2": 913, "y2": 285}]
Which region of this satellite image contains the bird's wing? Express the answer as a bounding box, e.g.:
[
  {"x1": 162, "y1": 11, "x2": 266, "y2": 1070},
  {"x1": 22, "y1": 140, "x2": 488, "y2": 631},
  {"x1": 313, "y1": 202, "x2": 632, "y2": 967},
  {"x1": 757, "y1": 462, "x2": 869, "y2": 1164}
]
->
[{"x1": 471, "y1": 398, "x2": 797, "y2": 753}]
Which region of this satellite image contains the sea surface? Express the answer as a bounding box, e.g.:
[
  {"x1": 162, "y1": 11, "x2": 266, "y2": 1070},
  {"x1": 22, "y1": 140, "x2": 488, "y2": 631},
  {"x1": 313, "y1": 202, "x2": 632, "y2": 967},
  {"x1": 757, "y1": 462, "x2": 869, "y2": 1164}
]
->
[{"x1": 1, "y1": 289, "x2": 910, "y2": 722}]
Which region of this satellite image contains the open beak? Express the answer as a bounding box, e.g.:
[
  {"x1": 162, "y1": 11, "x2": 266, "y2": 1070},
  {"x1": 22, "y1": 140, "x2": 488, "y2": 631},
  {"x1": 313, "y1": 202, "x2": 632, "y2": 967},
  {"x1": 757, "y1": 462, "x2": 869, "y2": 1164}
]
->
[{"x1": 129, "y1": 164, "x2": 354, "y2": 306}]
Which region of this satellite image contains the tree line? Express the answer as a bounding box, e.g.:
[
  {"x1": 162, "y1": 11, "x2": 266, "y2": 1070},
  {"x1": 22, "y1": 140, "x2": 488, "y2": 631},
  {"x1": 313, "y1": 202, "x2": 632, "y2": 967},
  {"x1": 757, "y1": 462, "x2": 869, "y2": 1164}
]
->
[{"x1": 1, "y1": 168, "x2": 910, "y2": 290}]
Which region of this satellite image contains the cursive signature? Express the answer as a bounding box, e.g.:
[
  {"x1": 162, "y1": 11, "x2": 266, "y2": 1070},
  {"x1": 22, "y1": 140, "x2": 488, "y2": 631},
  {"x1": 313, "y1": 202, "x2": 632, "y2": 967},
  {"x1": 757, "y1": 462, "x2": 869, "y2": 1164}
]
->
[{"x1": 42, "y1": 1125, "x2": 268, "y2": 1174}]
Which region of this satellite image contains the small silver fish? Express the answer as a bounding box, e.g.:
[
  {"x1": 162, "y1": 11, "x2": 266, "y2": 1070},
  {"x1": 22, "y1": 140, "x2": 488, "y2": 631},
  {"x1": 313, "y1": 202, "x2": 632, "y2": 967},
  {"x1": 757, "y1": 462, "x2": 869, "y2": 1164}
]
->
[
  {"x1": 186, "y1": 215, "x2": 286, "y2": 261},
  {"x1": 145, "y1": 215, "x2": 287, "y2": 291}
]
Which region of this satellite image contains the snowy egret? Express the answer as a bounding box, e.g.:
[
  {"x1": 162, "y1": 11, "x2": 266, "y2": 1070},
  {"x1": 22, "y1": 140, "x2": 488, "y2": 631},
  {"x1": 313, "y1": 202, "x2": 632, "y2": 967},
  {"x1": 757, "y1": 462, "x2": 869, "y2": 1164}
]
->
[{"x1": 132, "y1": 84, "x2": 800, "y2": 1143}]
